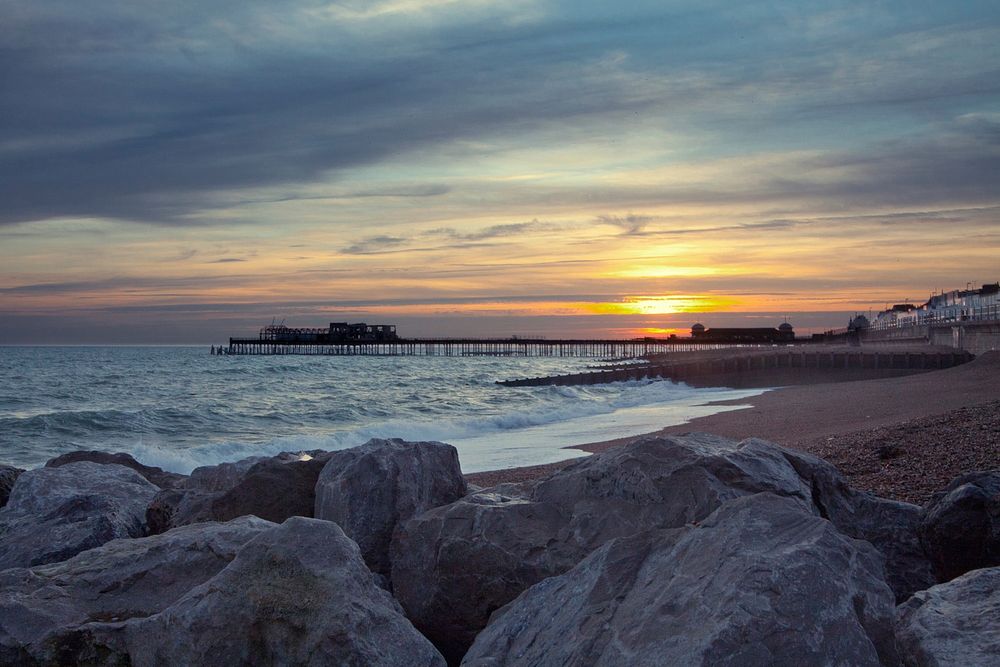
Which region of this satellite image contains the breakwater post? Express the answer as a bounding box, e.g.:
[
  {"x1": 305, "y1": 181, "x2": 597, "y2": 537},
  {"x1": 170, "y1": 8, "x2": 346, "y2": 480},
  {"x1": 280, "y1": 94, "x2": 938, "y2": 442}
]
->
[{"x1": 498, "y1": 348, "x2": 974, "y2": 388}]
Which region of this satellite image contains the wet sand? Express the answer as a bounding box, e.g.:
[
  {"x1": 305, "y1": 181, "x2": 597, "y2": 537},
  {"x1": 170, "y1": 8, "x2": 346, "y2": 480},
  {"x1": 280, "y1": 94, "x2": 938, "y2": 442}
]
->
[{"x1": 466, "y1": 351, "x2": 1000, "y2": 503}]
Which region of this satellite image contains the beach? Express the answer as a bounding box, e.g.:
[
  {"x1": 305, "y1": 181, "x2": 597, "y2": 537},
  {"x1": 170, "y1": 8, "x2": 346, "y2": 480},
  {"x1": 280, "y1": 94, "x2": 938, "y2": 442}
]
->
[{"x1": 468, "y1": 351, "x2": 1000, "y2": 504}]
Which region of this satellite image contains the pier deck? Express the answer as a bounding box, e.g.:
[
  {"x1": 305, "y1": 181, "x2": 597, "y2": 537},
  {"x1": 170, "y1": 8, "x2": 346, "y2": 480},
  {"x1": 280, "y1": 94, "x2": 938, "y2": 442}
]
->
[{"x1": 225, "y1": 337, "x2": 748, "y2": 358}]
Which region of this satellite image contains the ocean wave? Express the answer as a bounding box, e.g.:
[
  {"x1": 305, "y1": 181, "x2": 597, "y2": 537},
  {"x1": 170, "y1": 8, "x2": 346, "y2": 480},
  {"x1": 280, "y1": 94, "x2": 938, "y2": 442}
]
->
[
  {"x1": 1, "y1": 347, "x2": 768, "y2": 473},
  {"x1": 0, "y1": 406, "x2": 231, "y2": 437},
  {"x1": 125, "y1": 380, "x2": 764, "y2": 474}
]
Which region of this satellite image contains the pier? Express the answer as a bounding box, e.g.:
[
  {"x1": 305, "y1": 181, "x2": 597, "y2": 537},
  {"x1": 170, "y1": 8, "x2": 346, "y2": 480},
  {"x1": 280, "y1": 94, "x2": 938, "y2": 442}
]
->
[
  {"x1": 225, "y1": 336, "x2": 742, "y2": 358},
  {"x1": 223, "y1": 320, "x2": 805, "y2": 358}
]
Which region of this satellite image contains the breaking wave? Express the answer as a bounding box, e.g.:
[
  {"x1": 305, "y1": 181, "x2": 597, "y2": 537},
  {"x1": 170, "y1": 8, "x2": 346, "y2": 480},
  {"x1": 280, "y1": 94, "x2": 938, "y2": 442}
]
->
[{"x1": 0, "y1": 347, "x2": 767, "y2": 473}]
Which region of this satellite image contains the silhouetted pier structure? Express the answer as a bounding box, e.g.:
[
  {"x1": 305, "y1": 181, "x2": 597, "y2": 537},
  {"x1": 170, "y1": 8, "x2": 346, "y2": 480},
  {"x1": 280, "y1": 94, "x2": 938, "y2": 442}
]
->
[
  {"x1": 223, "y1": 320, "x2": 805, "y2": 358},
  {"x1": 225, "y1": 336, "x2": 741, "y2": 358}
]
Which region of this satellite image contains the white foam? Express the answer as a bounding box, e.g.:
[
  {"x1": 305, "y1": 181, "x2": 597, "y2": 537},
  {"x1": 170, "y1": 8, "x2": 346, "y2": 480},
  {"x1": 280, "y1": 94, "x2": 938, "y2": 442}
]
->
[{"x1": 127, "y1": 381, "x2": 768, "y2": 474}]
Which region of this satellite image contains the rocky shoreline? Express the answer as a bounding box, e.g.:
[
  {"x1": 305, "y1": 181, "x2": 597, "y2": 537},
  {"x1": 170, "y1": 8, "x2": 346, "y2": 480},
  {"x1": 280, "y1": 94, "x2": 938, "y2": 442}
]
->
[{"x1": 0, "y1": 434, "x2": 997, "y2": 665}]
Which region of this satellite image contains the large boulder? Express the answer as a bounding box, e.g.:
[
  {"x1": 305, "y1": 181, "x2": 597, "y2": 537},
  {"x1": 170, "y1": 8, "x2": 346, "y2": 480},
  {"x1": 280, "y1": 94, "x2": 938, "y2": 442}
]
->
[
  {"x1": 0, "y1": 516, "x2": 274, "y2": 665},
  {"x1": 58, "y1": 517, "x2": 446, "y2": 666},
  {"x1": 144, "y1": 487, "x2": 210, "y2": 535},
  {"x1": 144, "y1": 455, "x2": 270, "y2": 534},
  {"x1": 391, "y1": 433, "x2": 813, "y2": 663},
  {"x1": 185, "y1": 455, "x2": 273, "y2": 492},
  {"x1": 45, "y1": 450, "x2": 185, "y2": 489},
  {"x1": 391, "y1": 434, "x2": 927, "y2": 663},
  {"x1": 146, "y1": 451, "x2": 332, "y2": 533},
  {"x1": 0, "y1": 465, "x2": 24, "y2": 508},
  {"x1": 463, "y1": 493, "x2": 900, "y2": 667},
  {"x1": 315, "y1": 438, "x2": 467, "y2": 577},
  {"x1": 896, "y1": 566, "x2": 1000, "y2": 667},
  {"x1": 773, "y1": 442, "x2": 936, "y2": 600},
  {"x1": 0, "y1": 462, "x2": 159, "y2": 569},
  {"x1": 919, "y1": 471, "x2": 1000, "y2": 581}
]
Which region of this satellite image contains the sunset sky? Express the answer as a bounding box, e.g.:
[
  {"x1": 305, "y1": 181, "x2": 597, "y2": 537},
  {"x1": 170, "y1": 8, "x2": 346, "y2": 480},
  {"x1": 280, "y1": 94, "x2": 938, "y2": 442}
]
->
[{"x1": 2, "y1": 1, "x2": 998, "y2": 343}]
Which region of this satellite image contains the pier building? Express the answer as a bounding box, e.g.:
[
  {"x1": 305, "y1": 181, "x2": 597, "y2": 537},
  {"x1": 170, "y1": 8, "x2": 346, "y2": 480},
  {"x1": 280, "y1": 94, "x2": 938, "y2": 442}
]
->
[{"x1": 690, "y1": 322, "x2": 795, "y2": 343}]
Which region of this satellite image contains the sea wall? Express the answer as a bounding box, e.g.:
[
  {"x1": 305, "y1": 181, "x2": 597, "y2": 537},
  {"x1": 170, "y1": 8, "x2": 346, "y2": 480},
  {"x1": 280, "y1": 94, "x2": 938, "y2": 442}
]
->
[
  {"x1": 500, "y1": 348, "x2": 973, "y2": 388},
  {"x1": 928, "y1": 321, "x2": 1000, "y2": 355},
  {"x1": 861, "y1": 320, "x2": 1000, "y2": 355}
]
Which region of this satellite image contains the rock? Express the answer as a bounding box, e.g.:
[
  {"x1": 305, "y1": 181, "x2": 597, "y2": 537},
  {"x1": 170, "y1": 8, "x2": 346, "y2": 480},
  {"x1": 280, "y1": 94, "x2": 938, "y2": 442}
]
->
[
  {"x1": 65, "y1": 517, "x2": 446, "y2": 666},
  {"x1": 842, "y1": 495, "x2": 934, "y2": 602},
  {"x1": 773, "y1": 442, "x2": 936, "y2": 601},
  {"x1": 0, "y1": 516, "x2": 274, "y2": 664},
  {"x1": 315, "y1": 438, "x2": 467, "y2": 577},
  {"x1": 391, "y1": 433, "x2": 818, "y2": 663},
  {"x1": 45, "y1": 450, "x2": 185, "y2": 490},
  {"x1": 185, "y1": 455, "x2": 271, "y2": 492},
  {"x1": 896, "y1": 566, "x2": 1000, "y2": 667},
  {"x1": 0, "y1": 465, "x2": 24, "y2": 508},
  {"x1": 184, "y1": 451, "x2": 326, "y2": 494},
  {"x1": 202, "y1": 453, "x2": 331, "y2": 522},
  {"x1": 144, "y1": 488, "x2": 192, "y2": 536},
  {"x1": 147, "y1": 451, "x2": 333, "y2": 533},
  {"x1": 463, "y1": 493, "x2": 900, "y2": 667},
  {"x1": 919, "y1": 471, "x2": 1000, "y2": 581},
  {"x1": 0, "y1": 462, "x2": 159, "y2": 569},
  {"x1": 144, "y1": 457, "x2": 273, "y2": 534},
  {"x1": 392, "y1": 433, "x2": 931, "y2": 662}
]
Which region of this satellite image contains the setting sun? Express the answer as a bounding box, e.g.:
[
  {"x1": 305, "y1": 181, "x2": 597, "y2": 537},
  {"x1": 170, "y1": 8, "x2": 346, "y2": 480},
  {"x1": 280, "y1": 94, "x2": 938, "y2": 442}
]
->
[{"x1": 587, "y1": 296, "x2": 735, "y2": 316}]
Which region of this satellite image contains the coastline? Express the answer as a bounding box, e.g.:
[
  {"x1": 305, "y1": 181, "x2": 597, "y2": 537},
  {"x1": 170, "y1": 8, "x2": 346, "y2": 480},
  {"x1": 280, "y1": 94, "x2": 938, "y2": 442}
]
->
[{"x1": 466, "y1": 351, "x2": 1000, "y2": 503}]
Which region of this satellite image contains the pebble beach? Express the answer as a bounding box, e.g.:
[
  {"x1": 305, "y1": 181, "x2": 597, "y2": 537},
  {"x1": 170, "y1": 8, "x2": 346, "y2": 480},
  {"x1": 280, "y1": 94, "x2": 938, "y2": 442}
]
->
[{"x1": 468, "y1": 351, "x2": 1000, "y2": 504}]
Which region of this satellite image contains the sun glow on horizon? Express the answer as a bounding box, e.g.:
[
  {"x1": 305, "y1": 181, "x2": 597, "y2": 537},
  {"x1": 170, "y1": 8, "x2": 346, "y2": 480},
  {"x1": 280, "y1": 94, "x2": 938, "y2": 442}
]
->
[
  {"x1": 586, "y1": 295, "x2": 737, "y2": 316},
  {"x1": 607, "y1": 266, "x2": 722, "y2": 279},
  {"x1": 635, "y1": 327, "x2": 683, "y2": 336}
]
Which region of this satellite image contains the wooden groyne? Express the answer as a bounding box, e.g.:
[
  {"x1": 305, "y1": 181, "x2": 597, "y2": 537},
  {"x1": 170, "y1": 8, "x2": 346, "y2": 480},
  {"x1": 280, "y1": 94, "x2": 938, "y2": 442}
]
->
[{"x1": 498, "y1": 348, "x2": 975, "y2": 388}]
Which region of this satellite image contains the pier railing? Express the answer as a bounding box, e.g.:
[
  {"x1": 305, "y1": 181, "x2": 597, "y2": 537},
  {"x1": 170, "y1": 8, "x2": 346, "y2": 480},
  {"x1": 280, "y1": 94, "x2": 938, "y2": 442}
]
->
[{"x1": 225, "y1": 337, "x2": 760, "y2": 358}]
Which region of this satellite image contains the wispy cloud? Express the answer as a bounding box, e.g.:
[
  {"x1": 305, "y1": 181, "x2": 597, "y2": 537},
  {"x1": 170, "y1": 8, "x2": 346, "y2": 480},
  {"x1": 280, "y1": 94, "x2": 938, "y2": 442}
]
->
[
  {"x1": 597, "y1": 214, "x2": 653, "y2": 235},
  {"x1": 340, "y1": 220, "x2": 556, "y2": 254},
  {"x1": 341, "y1": 236, "x2": 409, "y2": 254}
]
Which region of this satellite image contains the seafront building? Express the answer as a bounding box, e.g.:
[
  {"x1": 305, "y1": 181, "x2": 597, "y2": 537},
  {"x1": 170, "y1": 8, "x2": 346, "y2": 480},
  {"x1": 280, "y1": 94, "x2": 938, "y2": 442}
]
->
[{"x1": 866, "y1": 283, "x2": 1000, "y2": 331}]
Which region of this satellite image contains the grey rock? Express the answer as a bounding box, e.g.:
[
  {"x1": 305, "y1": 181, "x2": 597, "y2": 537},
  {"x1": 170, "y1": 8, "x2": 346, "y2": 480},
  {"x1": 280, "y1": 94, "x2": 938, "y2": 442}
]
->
[
  {"x1": 45, "y1": 450, "x2": 186, "y2": 490},
  {"x1": 774, "y1": 442, "x2": 936, "y2": 601},
  {"x1": 0, "y1": 516, "x2": 274, "y2": 665},
  {"x1": 392, "y1": 433, "x2": 929, "y2": 662},
  {"x1": 186, "y1": 454, "x2": 283, "y2": 493},
  {"x1": 88, "y1": 517, "x2": 446, "y2": 667},
  {"x1": 144, "y1": 487, "x2": 196, "y2": 535},
  {"x1": 147, "y1": 450, "x2": 333, "y2": 533},
  {"x1": 0, "y1": 465, "x2": 24, "y2": 508},
  {"x1": 0, "y1": 462, "x2": 159, "y2": 569},
  {"x1": 463, "y1": 493, "x2": 900, "y2": 667},
  {"x1": 919, "y1": 471, "x2": 1000, "y2": 582},
  {"x1": 315, "y1": 438, "x2": 467, "y2": 577},
  {"x1": 896, "y1": 566, "x2": 1000, "y2": 667},
  {"x1": 391, "y1": 433, "x2": 817, "y2": 663}
]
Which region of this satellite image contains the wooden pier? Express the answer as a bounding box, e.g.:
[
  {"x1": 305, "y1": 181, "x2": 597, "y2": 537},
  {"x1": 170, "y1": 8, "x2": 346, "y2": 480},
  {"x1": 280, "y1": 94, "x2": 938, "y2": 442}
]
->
[{"x1": 225, "y1": 337, "x2": 745, "y2": 358}]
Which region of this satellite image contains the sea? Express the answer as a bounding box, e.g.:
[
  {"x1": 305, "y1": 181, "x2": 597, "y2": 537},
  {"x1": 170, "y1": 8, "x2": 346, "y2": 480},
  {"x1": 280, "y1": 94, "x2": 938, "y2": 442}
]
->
[{"x1": 0, "y1": 346, "x2": 767, "y2": 474}]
